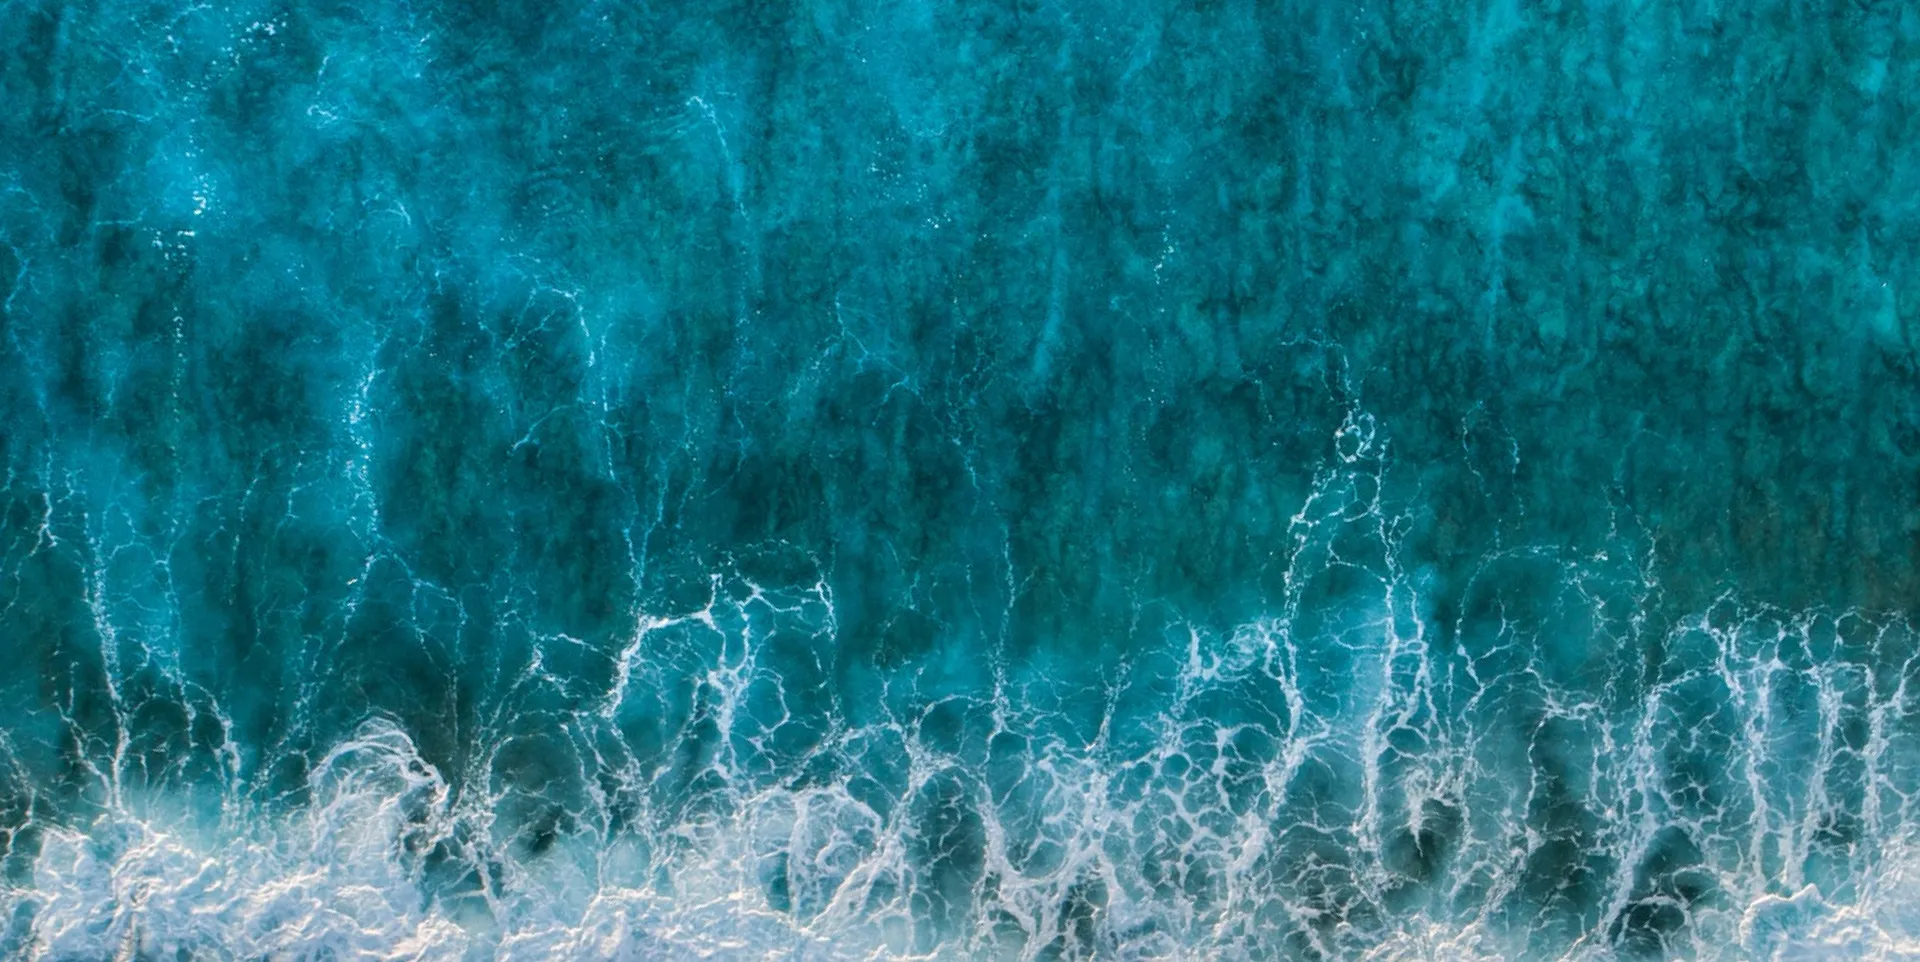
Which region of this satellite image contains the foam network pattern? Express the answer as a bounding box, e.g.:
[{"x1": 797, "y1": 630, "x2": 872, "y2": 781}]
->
[{"x1": 4, "y1": 0, "x2": 1920, "y2": 960}]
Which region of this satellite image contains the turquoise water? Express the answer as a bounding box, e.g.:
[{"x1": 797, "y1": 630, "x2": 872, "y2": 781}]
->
[{"x1": 5, "y1": 0, "x2": 1920, "y2": 958}]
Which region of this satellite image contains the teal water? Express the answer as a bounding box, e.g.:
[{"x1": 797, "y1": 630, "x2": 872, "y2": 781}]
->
[{"x1": 5, "y1": 0, "x2": 1920, "y2": 959}]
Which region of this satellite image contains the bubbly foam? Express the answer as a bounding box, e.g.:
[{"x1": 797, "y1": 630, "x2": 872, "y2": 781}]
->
[{"x1": 10, "y1": 478, "x2": 1920, "y2": 960}]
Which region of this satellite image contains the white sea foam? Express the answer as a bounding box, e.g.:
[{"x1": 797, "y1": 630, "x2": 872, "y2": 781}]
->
[
  {"x1": 8, "y1": 584, "x2": 1920, "y2": 961},
  {"x1": 9, "y1": 415, "x2": 1919, "y2": 961}
]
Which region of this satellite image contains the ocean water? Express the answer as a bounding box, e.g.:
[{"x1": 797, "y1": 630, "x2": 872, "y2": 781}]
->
[{"x1": 5, "y1": 0, "x2": 1920, "y2": 959}]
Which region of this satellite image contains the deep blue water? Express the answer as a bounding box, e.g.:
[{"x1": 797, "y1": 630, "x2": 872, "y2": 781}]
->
[{"x1": 5, "y1": 0, "x2": 1920, "y2": 959}]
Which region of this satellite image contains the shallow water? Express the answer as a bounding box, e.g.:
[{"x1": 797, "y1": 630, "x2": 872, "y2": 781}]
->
[{"x1": 5, "y1": 0, "x2": 1920, "y2": 959}]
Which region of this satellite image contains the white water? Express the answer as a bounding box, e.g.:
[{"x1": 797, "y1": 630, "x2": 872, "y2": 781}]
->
[{"x1": 9, "y1": 590, "x2": 1920, "y2": 960}]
